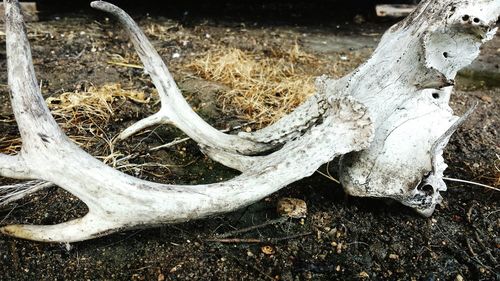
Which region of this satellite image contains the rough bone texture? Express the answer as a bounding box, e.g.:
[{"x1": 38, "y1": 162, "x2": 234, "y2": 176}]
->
[
  {"x1": 0, "y1": 0, "x2": 372, "y2": 242},
  {"x1": 0, "y1": 0, "x2": 498, "y2": 242},
  {"x1": 240, "y1": 1, "x2": 499, "y2": 217},
  {"x1": 337, "y1": 0, "x2": 499, "y2": 216}
]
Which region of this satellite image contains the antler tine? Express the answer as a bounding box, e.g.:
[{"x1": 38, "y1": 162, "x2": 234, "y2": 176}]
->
[
  {"x1": 90, "y1": 1, "x2": 272, "y2": 155},
  {"x1": 0, "y1": 213, "x2": 117, "y2": 242},
  {"x1": 1, "y1": 0, "x2": 63, "y2": 182},
  {"x1": 4, "y1": 0, "x2": 63, "y2": 144}
]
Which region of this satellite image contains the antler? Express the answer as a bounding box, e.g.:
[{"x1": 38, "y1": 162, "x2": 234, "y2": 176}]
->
[
  {"x1": 91, "y1": 1, "x2": 332, "y2": 152},
  {"x1": 0, "y1": 0, "x2": 372, "y2": 242},
  {"x1": 90, "y1": 1, "x2": 274, "y2": 155},
  {"x1": 1, "y1": 0, "x2": 498, "y2": 242}
]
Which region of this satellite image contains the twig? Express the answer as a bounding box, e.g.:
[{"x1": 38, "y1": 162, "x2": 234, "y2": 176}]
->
[
  {"x1": 107, "y1": 61, "x2": 144, "y2": 69},
  {"x1": 316, "y1": 162, "x2": 340, "y2": 184},
  {"x1": 207, "y1": 238, "x2": 262, "y2": 243},
  {"x1": 474, "y1": 230, "x2": 497, "y2": 265},
  {"x1": 0, "y1": 204, "x2": 17, "y2": 224},
  {"x1": 150, "y1": 137, "x2": 190, "y2": 152},
  {"x1": 72, "y1": 47, "x2": 86, "y2": 60},
  {"x1": 206, "y1": 232, "x2": 312, "y2": 244},
  {"x1": 217, "y1": 217, "x2": 288, "y2": 238},
  {"x1": 435, "y1": 225, "x2": 496, "y2": 274},
  {"x1": 443, "y1": 177, "x2": 499, "y2": 192}
]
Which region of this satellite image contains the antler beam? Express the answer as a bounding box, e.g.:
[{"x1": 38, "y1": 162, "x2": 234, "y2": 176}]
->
[{"x1": 0, "y1": 0, "x2": 372, "y2": 242}]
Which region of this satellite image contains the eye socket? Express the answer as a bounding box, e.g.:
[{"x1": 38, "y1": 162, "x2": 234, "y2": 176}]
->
[
  {"x1": 473, "y1": 17, "x2": 480, "y2": 23},
  {"x1": 432, "y1": 93, "x2": 440, "y2": 99},
  {"x1": 462, "y1": 15, "x2": 470, "y2": 21},
  {"x1": 418, "y1": 184, "x2": 434, "y2": 196}
]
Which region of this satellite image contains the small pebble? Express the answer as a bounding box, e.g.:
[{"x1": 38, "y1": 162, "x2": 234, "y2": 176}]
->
[
  {"x1": 276, "y1": 197, "x2": 307, "y2": 218},
  {"x1": 389, "y1": 254, "x2": 399, "y2": 260},
  {"x1": 359, "y1": 271, "x2": 369, "y2": 278},
  {"x1": 261, "y1": 245, "x2": 276, "y2": 255}
]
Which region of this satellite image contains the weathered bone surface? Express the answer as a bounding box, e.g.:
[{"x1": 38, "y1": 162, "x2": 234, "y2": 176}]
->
[
  {"x1": 0, "y1": 0, "x2": 498, "y2": 242},
  {"x1": 0, "y1": 0, "x2": 372, "y2": 242},
  {"x1": 337, "y1": 0, "x2": 499, "y2": 216},
  {"x1": 246, "y1": 0, "x2": 499, "y2": 216}
]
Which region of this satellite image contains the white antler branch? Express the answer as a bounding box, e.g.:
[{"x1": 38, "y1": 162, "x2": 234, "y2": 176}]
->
[
  {"x1": 90, "y1": 1, "x2": 274, "y2": 155},
  {"x1": 1, "y1": 0, "x2": 497, "y2": 242},
  {"x1": 0, "y1": 0, "x2": 372, "y2": 242}
]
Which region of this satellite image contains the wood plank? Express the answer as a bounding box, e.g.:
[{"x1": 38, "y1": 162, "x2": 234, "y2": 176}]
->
[{"x1": 376, "y1": 4, "x2": 416, "y2": 18}]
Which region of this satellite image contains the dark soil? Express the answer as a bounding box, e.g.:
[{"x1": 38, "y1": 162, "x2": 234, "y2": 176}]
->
[{"x1": 0, "y1": 12, "x2": 498, "y2": 281}]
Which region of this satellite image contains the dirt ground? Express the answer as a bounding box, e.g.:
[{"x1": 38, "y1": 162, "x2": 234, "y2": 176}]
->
[{"x1": 0, "y1": 11, "x2": 498, "y2": 281}]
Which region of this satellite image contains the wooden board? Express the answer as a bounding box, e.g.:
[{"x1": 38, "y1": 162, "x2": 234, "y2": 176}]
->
[{"x1": 376, "y1": 4, "x2": 416, "y2": 18}]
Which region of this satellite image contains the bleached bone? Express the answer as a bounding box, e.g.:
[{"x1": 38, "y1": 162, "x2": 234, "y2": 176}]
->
[
  {"x1": 243, "y1": 0, "x2": 499, "y2": 216},
  {"x1": 91, "y1": 1, "x2": 272, "y2": 156},
  {"x1": 109, "y1": 0, "x2": 499, "y2": 216},
  {"x1": 337, "y1": 0, "x2": 499, "y2": 216},
  {"x1": 0, "y1": 0, "x2": 372, "y2": 242},
  {"x1": 0, "y1": 0, "x2": 497, "y2": 242}
]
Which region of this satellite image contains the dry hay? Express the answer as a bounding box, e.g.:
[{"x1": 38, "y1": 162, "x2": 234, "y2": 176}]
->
[
  {"x1": 0, "y1": 135, "x2": 22, "y2": 156},
  {"x1": 46, "y1": 83, "x2": 153, "y2": 170},
  {"x1": 0, "y1": 83, "x2": 149, "y2": 155},
  {"x1": 0, "y1": 84, "x2": 179, "y2": 179},
  {"x1": 188, "y1": 44, "x2": 321, "y2": 125},
  {"x1": 144, "y1": 23, "x2": 186, "y2": 41},
  {"x1": 47, "y1": 83, "x2": 148, "y2": 139}
]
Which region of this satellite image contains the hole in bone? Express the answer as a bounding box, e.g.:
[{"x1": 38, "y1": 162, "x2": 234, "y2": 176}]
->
[
  {"x1": 443, "y1": 52, "x2": 449, "y2": 58},
  {"x1": 432, "y1": 92, "x2": 440, "y2": 99},
  {"x1": 418, "y1": 184, "x2": 434, "y2": 196},
  {"x1": 462, "y1": 15, "x2": 470, "y2": 21},
  {"x1": 473, "y1": 17, "x2": 480, "y2": 23}
]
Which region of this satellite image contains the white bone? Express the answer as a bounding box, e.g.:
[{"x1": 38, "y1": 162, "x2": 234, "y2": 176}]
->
[
  {"x1": 0, "y1": 0, "x2": 498, "y2": 242},
  {"x1": 0, "y1": 0, "x2": 372, "y2": 242}
]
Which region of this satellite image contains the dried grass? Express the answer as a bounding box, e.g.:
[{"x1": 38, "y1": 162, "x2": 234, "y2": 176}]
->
[
  {"x1": 0, "y1": 136, "x2": 22, "y2": 155},
  {"x1": 188, "y1": 44, "x2": 321, "y2": 125},
  {"x1": 47, "y1": 83, "x2": 148, "y2": 142},
  {"x1": 145, "y1": 23, "x2": 184, "y2": 41},
  {"x1": 107, "y1": 53, "x2": 143, "y2": 69},
  {"x1": 0, "y1": 83, "x2": 150, "y2": 155},
  {"x1": 0, "y1": 83, "x2": 179, "y2": 178}
]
